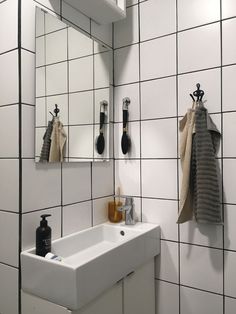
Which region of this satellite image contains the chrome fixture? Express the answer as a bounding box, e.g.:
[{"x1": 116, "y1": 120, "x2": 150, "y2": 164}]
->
[{"x1": 117, "y1": 197, "x2": 135, "y2": 225}]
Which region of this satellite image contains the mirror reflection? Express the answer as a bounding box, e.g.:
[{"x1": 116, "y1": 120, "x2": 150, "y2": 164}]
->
[{"x1": 35, "y1": 8, "x2": 112, "y2": 162}]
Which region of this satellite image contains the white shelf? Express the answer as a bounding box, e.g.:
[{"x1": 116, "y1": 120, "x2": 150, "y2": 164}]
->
[{"x1": 64, "y1": 0, "x2": 126, "y2": 25}]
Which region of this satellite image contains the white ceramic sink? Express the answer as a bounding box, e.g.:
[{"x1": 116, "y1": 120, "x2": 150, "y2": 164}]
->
[{"x1": 21, "y1": 222, "x2": 160, "y2": 310}]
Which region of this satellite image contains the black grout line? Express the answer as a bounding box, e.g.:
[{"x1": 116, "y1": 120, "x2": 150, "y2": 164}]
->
[
  {"x1": 220, "y1": 1, "x2": 225, "y2": 313},
  {"x1": 0, "y1": 260, "x2": 19, "y2": 270},
  {"x1": 18, "y1": 0, "x2": 22, "y2": 312},
  {"x1": 175, "y1": 1, "x2": 181, "y2": 313}
]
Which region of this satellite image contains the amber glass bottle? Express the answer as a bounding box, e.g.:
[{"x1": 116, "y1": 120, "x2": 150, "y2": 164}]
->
[{"x1": 108, "y1": 200, "x2": 123, "y2": 223}]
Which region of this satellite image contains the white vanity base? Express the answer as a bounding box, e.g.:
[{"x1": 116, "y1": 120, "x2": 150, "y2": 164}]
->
[{"x1": 22, "y1": 259, "x2": 155, "y2": 314}]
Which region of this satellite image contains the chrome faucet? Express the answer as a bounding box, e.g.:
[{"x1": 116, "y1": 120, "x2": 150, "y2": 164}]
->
[{"x1": 117, "y1": 197, "x2": 135, "y2": 225}]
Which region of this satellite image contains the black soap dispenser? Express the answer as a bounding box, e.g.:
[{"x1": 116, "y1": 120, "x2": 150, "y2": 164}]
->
[{"x1": 36, "y1": 214, "x2": 52, "y2": 257}]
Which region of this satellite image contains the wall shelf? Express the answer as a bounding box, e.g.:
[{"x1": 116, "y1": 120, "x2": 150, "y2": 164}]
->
[{"x1": 64, "y1": 0, "x2": 126, "y2": 24}]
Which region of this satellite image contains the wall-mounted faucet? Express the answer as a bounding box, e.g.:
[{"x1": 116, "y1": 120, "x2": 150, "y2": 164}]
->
[{"x1": 117, "y1": 197, "x2": 135, "y2": 225}]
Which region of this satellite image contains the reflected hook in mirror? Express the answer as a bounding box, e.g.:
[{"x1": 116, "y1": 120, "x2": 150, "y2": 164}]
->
[{"x1": 96, "y1": 101, "x2": 108, "y2": 155}]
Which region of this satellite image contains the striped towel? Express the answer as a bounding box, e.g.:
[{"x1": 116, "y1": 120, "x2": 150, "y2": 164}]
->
[
  {"x1": 190, "y1": 105, "x2": 222, "y2": 224},
  {"x1": 39, "y1": 120, "x2": 53, "y2": 162}
]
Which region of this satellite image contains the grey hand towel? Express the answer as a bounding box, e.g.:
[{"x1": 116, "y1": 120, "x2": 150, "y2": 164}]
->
[
  {"x1": 39, "y1": 120, "x2": 53, "y2": 162},
  {"x1": 191, "y1": 105, "x2": 222, "y2": 224}
]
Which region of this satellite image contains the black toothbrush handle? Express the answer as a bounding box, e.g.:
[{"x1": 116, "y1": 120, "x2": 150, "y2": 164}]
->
[
  {"x1": 123, "y1": 109, "x2": 128, "y2": 130},
  {"x1": 100, "y1": 112, "x2": 105, "y2": 132}
]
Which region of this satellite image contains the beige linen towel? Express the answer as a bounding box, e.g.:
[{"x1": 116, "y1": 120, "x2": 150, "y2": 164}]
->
[
  {"x1": 49, "y1": 117, "x2": 67, "y2": 162},
  {"x1": 177, "y1": 103, "x2": 196, "y2": 223}
]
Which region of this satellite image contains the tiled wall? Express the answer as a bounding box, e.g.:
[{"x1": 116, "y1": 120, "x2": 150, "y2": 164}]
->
[
  {"x1": 113, "y1": 0, "x2": 236, "y2": 313},
  {"x1": 0, "y1": 1, "x2": 113, "y2": 313},
  {"x1": 35, "y1": 10, "x2": 112, "y2": 161}
]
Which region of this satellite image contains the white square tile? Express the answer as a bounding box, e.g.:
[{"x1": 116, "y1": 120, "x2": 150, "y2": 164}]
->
[
  {"x1": 92, "y1": 162, "x2": 114, "y2": 198},
  {"x1": 0, "y1": 212, "x2": 18, "y2": 267},
  {"x1": 223, "y1": 65, "x2": 236, "y2": 111},
  {"x1": 69, "y1": 91, "x2": 93, "y2": 125},
  {"x1": 142, "y1": 199, "x2": 178, "y2": 241},
  {"x1": 62, "y1": 163, "x2": 91, "y2": 205},
  {"x1": 93, "y1": 196, "x2": 112, "y2": 226},
  {"x1": 156, "y1": 280, "x2": 179, "y2": 314},
  {"x1": 114, "y1": 83, "x2": 140, "y2": 122},
  {"x1": 36, "y1": 7, "x2": 45, "y2": 37},
  {"x1": 36, "y1": 37, "x2": 45, "y2": 67},
  {"x1": 22, "y1": 207, "x2": 61, "y2": 250},
  {"x1": 46, "y1": 62, "x2": 68, "y2": 95},
  {"x1": 178, "y1": 68, "x2": 221, "y2": 116},
  {"x1": 0, "y1": 0, "x2": 18, "y2": 53},
  {"x1": 225, "y1": 251, "x2": 236, "y2": 298},
  {"x1": 178, "y1": 0, "x2": 220, "y2": 31},
  {"x1": 22, "y1": 159, "x2": 61, "y2": 212},
  {"x1": 225, "y1": 296, "x2": 236, "y2": 314},
  {"x1": 180, "y1": 243, "x2": 223, "y2": 293},
  {"x1": 180, "y1": 286, "x2": 223, "y2": 314},
  {"x1": 141, "y1": 77, "x2": 176, "y2": 120},
  {"x1": 178, "y1": 23, "x2": 221, "y2": 73},
  {"x1": 36, "y1": 98, "x2": 46, "y2": 127},
  {"x1": 222, "y1": 0, "x2": 236, "y2": 18},
  {"x1": 62, "y1": 2, "x2": 90, "y2": 34},
  {"x1": 224, "y1": 205, "x2": 236, "y2": 250},
  {"x1": 22, "y1": 105, "x2": 35, "y2": 159},
  {"x1": 0, "y1": 264, "x2": 18, "y2": 314},
  {"x1": 142, "y1": 159, "x2": 177, "y2": 199},
  {"x1": 0, "y1": 50, "x2": 18, "y2": 106},
  {"x1": 0, "y1": 159, "x2": 19, "y2": 212},
  {"x1": 45, "y1": 10, "x2": 66, "y2": 33},
  {"x1": 0, "y1": 105, "x2": 18, "y2": 158},
  {"x1": 91, "y1": 21, "x2": 112, "y2": 48},
  {"x1": 36, "y1": 67, "x2": 46, "y2": 97},
  {"x1": 45, "y1": 29, "x2": 67, "y2": 65},
  {"x1": 46, "y1": 94, "x2": 68, "y2": 125},
  {"x1": 22, "y1": 50, "x2": 35, "y2": 105},
  {"x1": 140, "y1": 35, "x2": 176, "y2": 80},
  {"x1": 180, "y1": 220, "x2": 223, "y2": 249},
  {"x1": 114, "y1": 5, "x2": 139, "y2": 48},
  {"x1": 114, "y1": 44, "x2": 139, "y2": 85},
  {"x1": 223, "y1": 113, "x2": 236, "y2": 157},
  {"x1": 69, "y1": 56, "x2": 93, "y2": 92},
  {"x1": 126, "y1": 0, "x2": 138, "y2": 5},
  {"x1": 94, "y1": 51, "x2": 111, "y2": 89},
  {"x1": 141, "y1": 118, "x2": 177, "y2": 158},
  {"x1": 114, "y1": 122, "x2": 140, "y2": 159},
  {"x1": 223, "y1": 19, "x2": 236, "y2": 65},
  {"x1": 35, "y1": 0, "x2": 61, "y2": 14},
  {"x1": 140, "y1": 0, "x2": 176, "y2": 41},
  {"x1": 155, "y1": 240, "x2": 179, "y2": 283},
  {"x1": 22, "y1": 0, "x2": 60, "y2": 52},
  {"x1": 69, "y1": 125, "x2": 93, "y2": 159},
  {"x1": 68, "y1": 27, "x2": 93, "y2": 59},
  {"x1": 223, "y1": 159, "x2": 236, "y2": 203},
  {"x1": 115, "y1": 160, "x2": 140, "y2": 197},
  {"x1": 63, "y1": 201, "x2": 92, "y2": 236}
]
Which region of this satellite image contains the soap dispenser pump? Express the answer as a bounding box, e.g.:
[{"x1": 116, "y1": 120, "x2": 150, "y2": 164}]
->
[{"x1": 36, "y1": 214, "x2": 52, "y2": 257}]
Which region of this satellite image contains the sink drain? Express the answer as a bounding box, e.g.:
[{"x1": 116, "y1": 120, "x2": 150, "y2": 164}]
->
[{"x1": 120, "y1": 230, "x2": 125, "y2": 236}]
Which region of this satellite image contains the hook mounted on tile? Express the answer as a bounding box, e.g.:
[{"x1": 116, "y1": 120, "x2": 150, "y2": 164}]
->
[
  {"x1": 49, "y1": 104, "x2": 60, "y2": 119},
  {"x1": 190, "y1": 83, "x2": 205, "y2": 102}
]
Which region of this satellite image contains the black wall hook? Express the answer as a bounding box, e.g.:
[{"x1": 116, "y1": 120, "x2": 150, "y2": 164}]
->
[
  {"x1": 193, "y1": 83, "x2": 204, "y2": 102},
  {"x1": 49, "y1": 104, "x2": 60, "y2": 118}
]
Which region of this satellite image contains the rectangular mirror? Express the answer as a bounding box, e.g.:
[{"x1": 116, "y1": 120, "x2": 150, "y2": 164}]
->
[{"x1": 35, "y1": 7, "x2": 112, "y2": 163}]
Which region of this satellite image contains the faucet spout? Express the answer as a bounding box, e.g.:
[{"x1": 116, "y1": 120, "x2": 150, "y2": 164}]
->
[{"x1": 117, "y1": 197, "x2": 135, "y2": 225}]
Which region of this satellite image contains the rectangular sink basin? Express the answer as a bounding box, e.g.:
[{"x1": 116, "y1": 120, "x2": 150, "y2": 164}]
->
[{"x1": 21, "y1": 222, "x2": 160, "y2": 310}]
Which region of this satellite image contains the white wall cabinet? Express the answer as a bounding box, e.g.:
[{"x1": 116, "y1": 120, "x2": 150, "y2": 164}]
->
[{"x1": 21, "y1": 259, "x2": 155, "y2": 314}]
